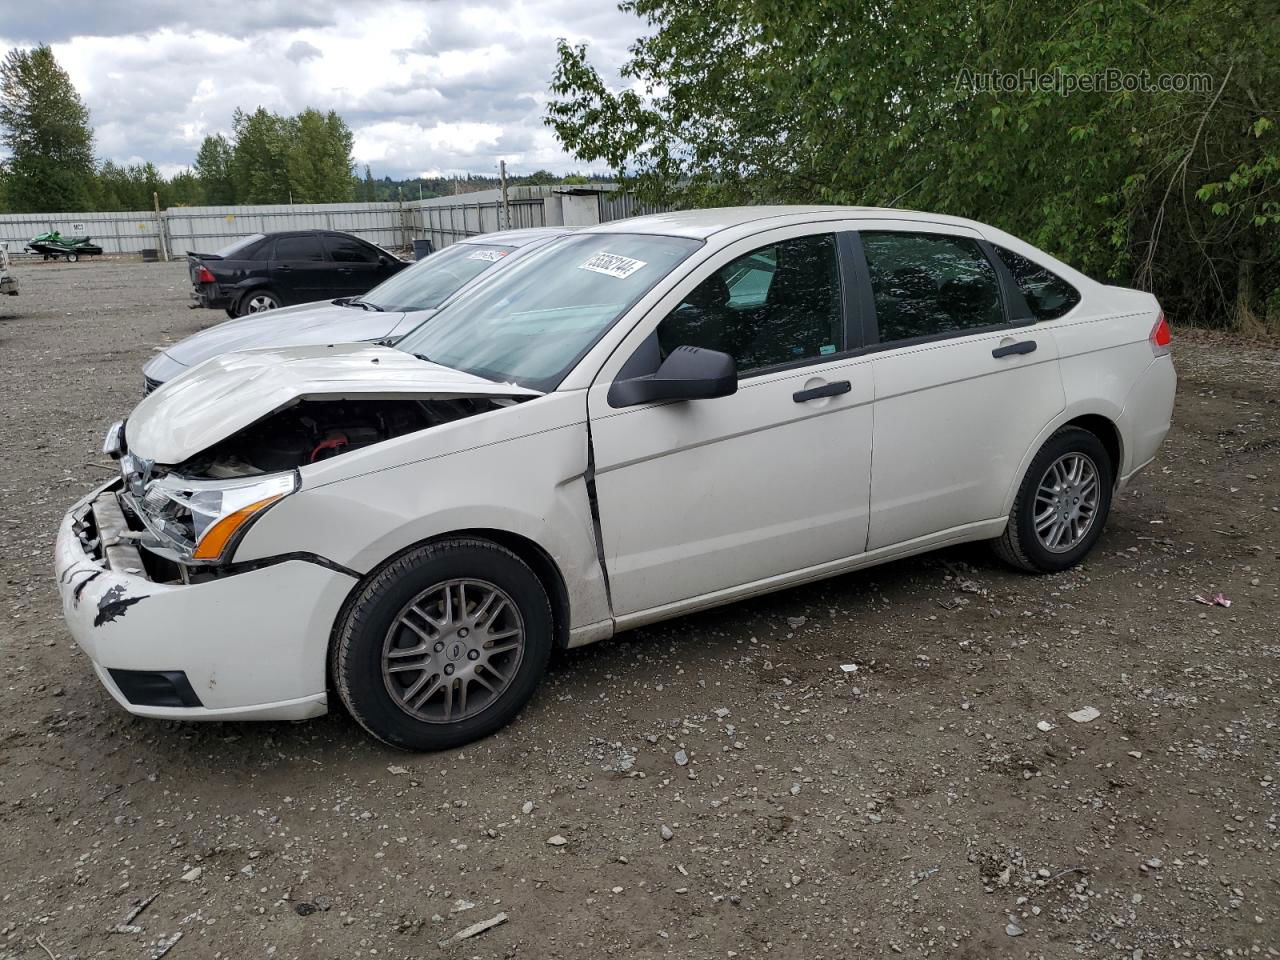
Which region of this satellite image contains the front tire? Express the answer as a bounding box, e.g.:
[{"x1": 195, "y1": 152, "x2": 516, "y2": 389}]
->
[
  {"x1": 332, "y1": 539, "x2": 553, "y2": 751},
  {"x1": 994, "y1": 426, "x2": 1113, "y2": 573}
]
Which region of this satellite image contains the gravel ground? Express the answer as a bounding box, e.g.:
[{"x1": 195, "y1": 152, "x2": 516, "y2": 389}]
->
[{"x1": 1, "y1": 259, "x2": 1277, "y2": 959}]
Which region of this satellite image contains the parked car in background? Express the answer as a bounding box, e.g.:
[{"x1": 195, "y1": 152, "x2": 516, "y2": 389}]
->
[
  {"x1": 58, "y1": 206, "x2": 1175, "y2": 751},
  {"x1": 144, "y1": 228, "x2": 572, "y2": 393},
  {"x1": 187, "y1": 229, "x2": 410, "y2": 317},
  {"x1": 0, "y1": 244, "x2": 18, "y2": 296}
]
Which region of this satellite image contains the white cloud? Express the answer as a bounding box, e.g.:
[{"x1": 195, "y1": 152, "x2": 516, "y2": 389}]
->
[{"x1": 0, "y1": 0, "x2": 646, "y2": 178}]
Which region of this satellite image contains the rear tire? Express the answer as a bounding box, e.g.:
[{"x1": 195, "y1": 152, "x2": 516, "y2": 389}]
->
[
  {"x1": 235, "y1": 288, "x2": 281, "y2": 316},
  {"x1": 332, "y1": 539, "x2": 553, "y2": 751},
  {"x1": 993, "y1": 426, "x2": 1113, "y2": 573},
  {"x1": 66, "y1": 252, "x2": 78, "y2": 263}
]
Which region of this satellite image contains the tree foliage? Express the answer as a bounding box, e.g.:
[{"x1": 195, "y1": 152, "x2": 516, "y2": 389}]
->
[
  {"x1": 547, "y1": 0, "x2": 1280, "y2": 330},
  {"x1": 194, "y1": 134, "x2": 236, "y2": 205},
  {"x1": 0, "y1": 44, "x2": 95, "y2": 212}
]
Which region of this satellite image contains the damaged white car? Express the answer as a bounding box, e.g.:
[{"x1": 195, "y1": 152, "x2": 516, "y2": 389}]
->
[{"x1": 56, "y1": 207, "x2": 1176, "y2": 750}]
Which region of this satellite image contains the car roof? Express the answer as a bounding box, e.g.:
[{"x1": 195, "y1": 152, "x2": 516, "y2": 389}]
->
[
  {"x1": 458, "y1": 227, "x2": 576, "y2": 249},
  {"x1": 582, "y1": 205, "x2": 989, "y2": 240},
  {"x1": 259, "y1": 229, "x2": 372, "y2": 239}
]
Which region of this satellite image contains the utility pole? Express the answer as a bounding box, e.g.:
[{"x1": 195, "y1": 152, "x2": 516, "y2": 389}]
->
[
  {"x1": 153, "y1": 191, "x2": 169, "y2": 262},
  {"x1": 499, "y1": 159, "x2": 511, "y2": 230}
]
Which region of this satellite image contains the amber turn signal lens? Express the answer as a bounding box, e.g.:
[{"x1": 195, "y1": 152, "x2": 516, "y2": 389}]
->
[{"x1": 191, "y1": 495, "x2": 285, "y2": 561}]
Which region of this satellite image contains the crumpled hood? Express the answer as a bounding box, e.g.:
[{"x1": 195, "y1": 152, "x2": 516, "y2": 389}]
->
[
  {"x1": 164, "y1": 302, "x2": 412, "y2": 369},
  {"x1": 126, "y1": 342, "x2": 541, "y2": 465}
]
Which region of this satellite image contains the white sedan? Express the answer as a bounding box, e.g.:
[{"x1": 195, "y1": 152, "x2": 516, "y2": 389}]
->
[{"x1": 55, "y1": 206, "x2": 1175, "y2": 750}]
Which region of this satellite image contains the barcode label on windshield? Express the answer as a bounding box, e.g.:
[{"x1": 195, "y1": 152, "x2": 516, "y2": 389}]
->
[
  {"x1": 467, "y1": 249, "x2": 507, "y2": 262},
  {"x1": 579, "y1": 252, "x2": 647, "y2": 279}
]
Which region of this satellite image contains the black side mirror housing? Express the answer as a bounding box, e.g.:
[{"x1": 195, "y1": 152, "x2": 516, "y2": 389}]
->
[{"x1": 608, "y1": 345, "x2": 738, "y2": 408}]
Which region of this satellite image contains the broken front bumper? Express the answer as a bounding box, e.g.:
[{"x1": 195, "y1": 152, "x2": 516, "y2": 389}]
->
[{"x1": 55, "y1": 480, "x2": 357, "y2": 721}]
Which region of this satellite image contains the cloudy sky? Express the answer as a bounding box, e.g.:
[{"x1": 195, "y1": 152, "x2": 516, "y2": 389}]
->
[{"x1": 0, "y1": 0, "x2": 645, "y2": 179}]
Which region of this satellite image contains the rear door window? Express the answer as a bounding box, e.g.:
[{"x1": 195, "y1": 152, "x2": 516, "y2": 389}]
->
[
  {"x1": 273, "y1": 235, "x2": 325, "y2": 261},
  {"x1": 862, "y1": 231, "x2": 1004, "y2": 343},
  {"x1": 325, "y1": 235, "x2": 380, "y2": 263},
  {"x1": 993, "y1": 245, "x2": 1081, "y2": 320},
  {"x1": 214, "y1": 234, "x2": 266, "y2": 259}
]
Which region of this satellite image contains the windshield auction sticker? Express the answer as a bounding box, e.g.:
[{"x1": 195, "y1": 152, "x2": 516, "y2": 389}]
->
[
  {"x1": 579, "y1": 252, "x2": 647, "y2": 279},
  {"x1": 467, "y1": 249, "x2": 508, "y2": 262}
]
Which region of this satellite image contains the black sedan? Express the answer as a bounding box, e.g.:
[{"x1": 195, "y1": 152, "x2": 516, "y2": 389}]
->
[{"x1": 188, "y1": 230, "x2": 410, "y2": 317}]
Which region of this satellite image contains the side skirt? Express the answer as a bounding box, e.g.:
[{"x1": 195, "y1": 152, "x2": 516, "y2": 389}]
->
[{"x1": 612, "y1": 518, "x2": 1007, "y2": 633}]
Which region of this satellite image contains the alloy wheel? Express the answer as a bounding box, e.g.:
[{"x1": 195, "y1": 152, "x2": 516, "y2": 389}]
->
[
  {"x1": 381, "y1": 579, "x2": 526, "y2": 723},
  {"x1": 1033, "y1": 452, "x2": 1100, "y2": 553}
]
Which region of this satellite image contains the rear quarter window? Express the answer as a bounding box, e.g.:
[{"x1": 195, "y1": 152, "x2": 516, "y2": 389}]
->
[{"x1": 994, "y1": 245, "x2": 1081, "y2": 321}]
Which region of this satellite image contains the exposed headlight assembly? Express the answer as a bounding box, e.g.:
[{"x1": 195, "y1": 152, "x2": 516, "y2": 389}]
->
[{"x1": 132, "y1": 471, "x2": 297, "y2": 564}]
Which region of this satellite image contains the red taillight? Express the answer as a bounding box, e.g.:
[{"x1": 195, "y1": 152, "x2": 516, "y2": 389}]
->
[
  {"x1": 196, "y1": 266, "x2": 216, "y2": 284},
  {"x1": 1150, "y1": 310, "x2": 1171, "y2": 352}
]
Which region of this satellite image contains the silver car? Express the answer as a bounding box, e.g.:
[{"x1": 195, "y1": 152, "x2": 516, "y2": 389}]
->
[{"x1": 142, "y1": 227, "x2": 572, "y2": 393}]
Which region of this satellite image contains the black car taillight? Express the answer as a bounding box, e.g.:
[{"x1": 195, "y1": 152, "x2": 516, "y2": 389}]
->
[{"x1": 196, "y1": 266, "x2": 216, "y2": 284}]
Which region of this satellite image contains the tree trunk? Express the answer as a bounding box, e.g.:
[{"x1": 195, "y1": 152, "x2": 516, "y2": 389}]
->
[{"x1": 1233, "y1": 240, "x2": 1259, "y2": 335}]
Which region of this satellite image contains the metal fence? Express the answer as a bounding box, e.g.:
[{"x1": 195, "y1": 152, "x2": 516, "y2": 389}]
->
[
  {"x1": 0, "y1": 209, "x2": 162, "y2": 255},
  {"x1": 165, "y1": 202, "x2": 406, "y2": 254},
  {"x1": 0, "y1": 185, "x2": 669, "y2": 260},
  {"x1": 406, "y1": 188, "x2": 552, "y2": 250}
]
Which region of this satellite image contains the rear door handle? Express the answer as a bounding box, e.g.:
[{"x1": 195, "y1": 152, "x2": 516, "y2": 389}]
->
[
  {"x1": 793, "y1": 380, "x2": 851, "y2": 403},
  {"x1": 276, "y1": 264, "x2": 292, "y2": 272},
  {"x1": 992, "y1": 339, "x2": 1036, "y2": 358}
]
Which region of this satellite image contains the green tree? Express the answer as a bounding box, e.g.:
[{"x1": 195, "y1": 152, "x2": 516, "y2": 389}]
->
[
  {"x1": 166, "y1": 169, "x2": 204, "y2": 206},
  {"x1": 286, "y1": 108, "x2": 354, "y2": 202},
  {"x1": 0, "y1": 44, "x2": 95, "y2": 211},
  {"x1": 547, "y1": 0, "x2": 1279, "y2": 331},
  {"x1": 194, "y1": 134, "x2": 236, "y2": 205},
  {"x1": 230, "y1": 107, "x2": 293, "y2": 203}
]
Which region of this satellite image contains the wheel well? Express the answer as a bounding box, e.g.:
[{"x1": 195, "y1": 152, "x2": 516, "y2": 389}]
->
[
  {"x1": 434, "y1": 529, "x2": 572, "y2": 650},
  {"x1": 325, "y1": 529, "x2": 573, "y2": 696},
  {"x1": 1065, "y1": 414, "x2": 1121, "y2": 479}
]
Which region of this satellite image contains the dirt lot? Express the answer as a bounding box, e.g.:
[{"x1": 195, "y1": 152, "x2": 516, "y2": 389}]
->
[{"x1": 0, "y1": 258, "x2": 1277, "y2": 959}]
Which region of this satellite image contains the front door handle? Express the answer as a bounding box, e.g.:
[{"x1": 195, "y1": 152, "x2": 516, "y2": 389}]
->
[
  {"x1": 992, "y1": 339, "x2": 1036, "y2": 358},
  {"x1": 276, "y1": 264, "x2": 292, "y2": 272},
  {"x1": 793, "y1": 380, "x2": 851, "y2": 403}
]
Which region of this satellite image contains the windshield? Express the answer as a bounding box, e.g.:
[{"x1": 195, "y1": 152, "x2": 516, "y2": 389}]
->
[
  {"x1": 213, "y1": 234, "x2": 265, "y2": 258},
  {"x1": 361, "y1": 242, "x2": 517, "y2": 312},
  {"x1": 395, "y1": 233, "x2": 702, "y2": 391}
]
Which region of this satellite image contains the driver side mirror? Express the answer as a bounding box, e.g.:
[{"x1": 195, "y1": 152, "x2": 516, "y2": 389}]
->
[{"x1": 608, "y1": 345, "x2": 737, "y2": 408}]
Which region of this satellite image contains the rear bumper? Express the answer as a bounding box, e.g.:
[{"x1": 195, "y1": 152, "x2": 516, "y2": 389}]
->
[
  {"x1": 1117, "y1": 354, "x2": 1176, "y2": 491},
  {"x1": 55, "y1": 481, "x2": 357, "y2": 721},
  {"x1": 190, "y1": 285, "x2": 231, "y2": 309}
]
